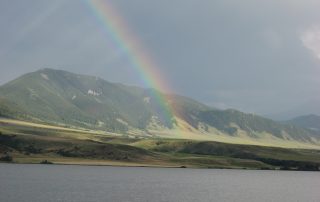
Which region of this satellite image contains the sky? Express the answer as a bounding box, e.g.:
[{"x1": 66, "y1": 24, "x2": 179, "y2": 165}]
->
[{"x1": 0, "y1": 0, "x2": 319, "y2": 118}]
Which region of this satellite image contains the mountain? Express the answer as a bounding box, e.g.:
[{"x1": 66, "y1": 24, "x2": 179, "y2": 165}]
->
[
  {"x1": 286, "y1": 114, "x2": 320, "y2": 132},
  {"x1": 1, "y1": 68, "x2": 319, "y2": 148},
  {"x1": 266, "y1": 99, "x2": 320, "y2": 121},
  {"x1": 0, "y1": 68, "x2": 209, "y2": 131}
]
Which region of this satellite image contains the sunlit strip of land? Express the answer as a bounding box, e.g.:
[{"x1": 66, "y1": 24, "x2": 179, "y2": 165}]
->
[
  {"x1": 1, "y1": 118, "x2": 320, "y2": 150},
  {"x1": 147, "y1": 118, "x2": 320, "y2": 150},
  {"x1": 1, "y1": 118, "x2": 320, "y2": 170}
]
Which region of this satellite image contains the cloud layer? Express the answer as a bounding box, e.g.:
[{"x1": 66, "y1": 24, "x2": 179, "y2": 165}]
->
[{"x1": 0, "y1": 0, "x2": 319, "y2": 117}]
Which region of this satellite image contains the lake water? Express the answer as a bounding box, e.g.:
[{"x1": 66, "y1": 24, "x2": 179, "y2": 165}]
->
[{"x1": 0, "y1": 164, "x2": 319, "y2": 202}]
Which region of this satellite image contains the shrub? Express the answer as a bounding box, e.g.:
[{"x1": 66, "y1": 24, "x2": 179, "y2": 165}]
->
[
  {"x1": 0, "y1": 154, "x2": 13, "y2": 162},
  {"x1": 40, "y1": 160, "x2": 53, "y2": 164}
]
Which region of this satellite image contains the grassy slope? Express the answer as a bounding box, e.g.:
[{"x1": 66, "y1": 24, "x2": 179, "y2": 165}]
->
[
  {"x1": 1, "y1": 68, "x2": 319, "y2": 149},
  {"x1": 0, "y1": 69, "x2": 173, "y2": 131},
  {"x1": 147, "y1": 117, "x2": 320, "y2": 150},
  {"x1": 1, "y1": 119, "x2": 320, "y2": 170}
]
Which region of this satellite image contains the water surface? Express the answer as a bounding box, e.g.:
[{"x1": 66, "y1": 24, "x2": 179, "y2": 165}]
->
[{"x1": 0, "y1": 164, "x2": 319, "y2": 202}]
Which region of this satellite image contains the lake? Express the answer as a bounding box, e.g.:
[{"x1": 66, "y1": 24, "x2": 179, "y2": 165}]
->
[{"x1": 0, "y1": 164, "x2": 319, "y2": 202}]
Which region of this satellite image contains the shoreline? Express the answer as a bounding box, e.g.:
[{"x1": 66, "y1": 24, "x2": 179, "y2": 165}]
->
[
  {"x1": 0, "y1": 161, "x2": 270, "y2": 171},
  {"x1": 2, "y1": 155, "x2": 319, "y2": 171},
  {"x1": 0, "y1": 159, "x2": 283, "y2": 171},
  {"x1": 3, "y1": 161, "x2": 320, "y2": 172}
]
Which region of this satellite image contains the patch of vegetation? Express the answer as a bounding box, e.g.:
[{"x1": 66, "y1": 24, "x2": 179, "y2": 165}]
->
[
  {"x1": 255, "y1": 158, "x2": 319, "y2": 171},
  {"x1": 0, "y1": 153, "x2": 13, "y2": 162},
  {"x1": 40, "y1": 160, "x2": 53, "y2": 164},
  {"x1": 134, "y1": 139, "x2": 320, "y2": 170}
]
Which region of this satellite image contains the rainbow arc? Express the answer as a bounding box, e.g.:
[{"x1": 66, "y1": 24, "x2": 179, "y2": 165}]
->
[{"x1": 84, "y1": 0, "x2": 176, "y2": 126}]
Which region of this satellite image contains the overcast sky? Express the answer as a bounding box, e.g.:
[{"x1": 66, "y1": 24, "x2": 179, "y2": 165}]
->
[{"x1": 0, "y1": 0, "x2": 319, "y2": 117}]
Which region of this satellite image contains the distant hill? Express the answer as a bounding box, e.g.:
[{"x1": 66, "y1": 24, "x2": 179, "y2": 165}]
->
[
  {"x1": 0, "y1": 68, "x2": 319, "y2": 148},
  {"x1": 286, "y1": 114, "x2": 320, "y2": 132},
  {"x1": 266, "y1": 99, "x2": 320, "y2": 121}
]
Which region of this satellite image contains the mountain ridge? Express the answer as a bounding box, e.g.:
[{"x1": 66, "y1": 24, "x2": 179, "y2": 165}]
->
[
  {"x1": 0, "y1": 68, "x2": 319, "y2": 149},
  {"x1": 286, "y1": 114, "x2": 320, "y2": 132}
]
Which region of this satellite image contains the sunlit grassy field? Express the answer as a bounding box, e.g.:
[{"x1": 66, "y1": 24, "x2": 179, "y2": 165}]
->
[{"x1": 1, "y1": 118, "x2": 320, "y2": 170}]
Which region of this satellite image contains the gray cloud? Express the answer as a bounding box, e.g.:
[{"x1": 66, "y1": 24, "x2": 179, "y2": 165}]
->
[
  {"x1": 0, "y1": 0, "x2": 319, "y2": 117},
  {"x1": 302, "y1": 26, "x2": 320, "y2": 60}
]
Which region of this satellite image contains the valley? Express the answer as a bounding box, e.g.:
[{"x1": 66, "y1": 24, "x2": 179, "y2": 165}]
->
[
  {"x1": 1, "y1": 69, "x2": 320, "y2": 171},
  {"x1": 1, "y1": 118, "x2": 320, "y2": 171}
]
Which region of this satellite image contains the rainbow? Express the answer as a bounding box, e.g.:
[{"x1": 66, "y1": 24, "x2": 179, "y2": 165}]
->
[{"x1": 84, "y1": 0, "x2": 175, "y2": 126}]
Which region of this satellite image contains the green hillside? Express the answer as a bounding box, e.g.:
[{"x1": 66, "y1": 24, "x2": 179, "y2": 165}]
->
[
  {"x1": 0, "y1": 68, "x2": 319, "y2": 148},
  {"x1": 0, "y1": 69, "x2": 177, "y2": 131},
  {"x1": 197, "y1": 109, "x2": 319, "y2": 141}
]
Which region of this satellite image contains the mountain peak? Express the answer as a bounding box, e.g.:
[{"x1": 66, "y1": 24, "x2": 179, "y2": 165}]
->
[
  {"x1": 36, "y1": 68, "x2": 64, "y2": 74},
  {"x1": 38, "y1": 67, "x2": 65, "y2": 72}
]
